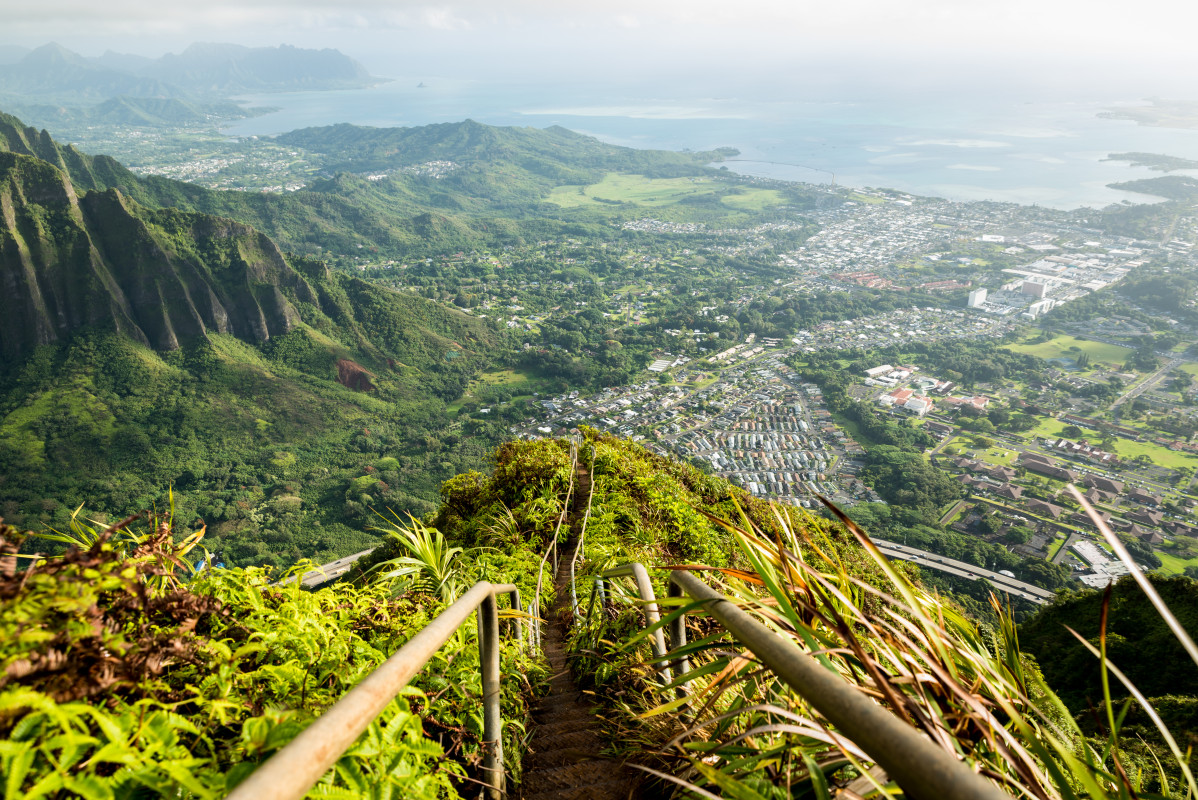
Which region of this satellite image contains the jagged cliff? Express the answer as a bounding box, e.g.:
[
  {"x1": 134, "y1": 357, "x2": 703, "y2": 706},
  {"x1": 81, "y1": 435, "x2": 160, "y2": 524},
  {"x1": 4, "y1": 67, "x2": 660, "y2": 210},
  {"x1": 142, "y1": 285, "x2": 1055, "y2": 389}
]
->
[{"x1": 0, "y1": 150, "x2": 314, "y2": 360}]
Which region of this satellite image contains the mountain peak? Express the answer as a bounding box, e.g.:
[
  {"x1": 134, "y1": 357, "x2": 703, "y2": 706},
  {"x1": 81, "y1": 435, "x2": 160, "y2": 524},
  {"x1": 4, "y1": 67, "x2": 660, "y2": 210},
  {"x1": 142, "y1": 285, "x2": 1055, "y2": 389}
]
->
[{"x1": 21, "y1": 42, "x2": 92, "y2": 68}]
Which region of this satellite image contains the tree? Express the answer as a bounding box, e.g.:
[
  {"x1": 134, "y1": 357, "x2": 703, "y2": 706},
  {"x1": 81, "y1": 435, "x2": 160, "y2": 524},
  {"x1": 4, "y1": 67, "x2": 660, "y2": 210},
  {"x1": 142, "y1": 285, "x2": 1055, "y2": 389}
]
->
[
  {"x1": 1005, "y1": 525, "x2": 1033, "y2": 545},
  {"x1": 1062, "y1": 425, "x2": 1083, "y2": 440}
]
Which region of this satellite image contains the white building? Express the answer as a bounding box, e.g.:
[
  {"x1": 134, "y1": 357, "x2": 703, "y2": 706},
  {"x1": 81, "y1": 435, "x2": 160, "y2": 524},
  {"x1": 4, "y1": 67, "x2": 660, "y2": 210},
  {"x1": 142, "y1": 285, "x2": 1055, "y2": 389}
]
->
[
  {"x1": 1021, "y1": 280, "x2": 1048, "y2": 298},
  {"x1": 967, "y1": 288, "x2": 988, "y2": 308}
]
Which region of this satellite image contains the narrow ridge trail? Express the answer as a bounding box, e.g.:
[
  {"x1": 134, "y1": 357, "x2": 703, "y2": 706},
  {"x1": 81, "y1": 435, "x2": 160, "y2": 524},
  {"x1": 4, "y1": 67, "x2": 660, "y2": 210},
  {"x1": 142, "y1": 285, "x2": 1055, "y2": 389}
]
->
[{"x1": 519, "y1": 460, "x2": 638, "y2": 800}]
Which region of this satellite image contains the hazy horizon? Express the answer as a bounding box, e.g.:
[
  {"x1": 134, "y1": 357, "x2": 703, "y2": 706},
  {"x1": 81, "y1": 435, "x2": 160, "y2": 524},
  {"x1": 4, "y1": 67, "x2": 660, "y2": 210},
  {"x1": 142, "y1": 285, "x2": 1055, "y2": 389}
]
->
[{"x1": 2, "y1": 0, "x2": 1196, "y2": 103}]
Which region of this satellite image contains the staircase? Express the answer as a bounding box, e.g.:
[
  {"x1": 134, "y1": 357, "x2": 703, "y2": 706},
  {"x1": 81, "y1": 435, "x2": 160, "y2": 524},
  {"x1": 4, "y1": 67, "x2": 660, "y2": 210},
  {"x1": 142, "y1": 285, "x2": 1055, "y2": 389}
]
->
[{"x1": 520, "y1": 466, "x2": 637, "y2": 800}]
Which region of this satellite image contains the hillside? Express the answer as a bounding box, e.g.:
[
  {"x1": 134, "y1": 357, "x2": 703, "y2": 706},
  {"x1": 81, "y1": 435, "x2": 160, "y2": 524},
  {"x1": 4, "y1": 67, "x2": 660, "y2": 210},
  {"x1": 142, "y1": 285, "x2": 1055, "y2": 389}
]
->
[
  {"x1": 0, "y1": 111, "x2": 745, "y2": 258},
  {"x1": 276, "y1": 119, "x2": 735, "y2": 180},
  {"x1": 0, "y1": 139, "x2": 512, "y2": 568}
]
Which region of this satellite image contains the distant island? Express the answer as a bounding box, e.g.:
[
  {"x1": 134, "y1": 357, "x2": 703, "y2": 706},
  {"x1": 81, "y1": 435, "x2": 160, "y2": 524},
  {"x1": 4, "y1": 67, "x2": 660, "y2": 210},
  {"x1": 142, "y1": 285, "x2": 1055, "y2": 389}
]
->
[
  {"x1": 1100, "y1": 98, "x2": 1198, "y2": 130},
  {"x1": 1104, "y1": 151, "x2": 1198, "y2": 172}
]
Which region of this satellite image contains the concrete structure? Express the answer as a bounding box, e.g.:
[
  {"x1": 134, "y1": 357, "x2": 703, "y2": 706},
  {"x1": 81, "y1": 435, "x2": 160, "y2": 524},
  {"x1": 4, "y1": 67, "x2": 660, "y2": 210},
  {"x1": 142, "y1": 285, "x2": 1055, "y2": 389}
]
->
[
  {"x1": 967, "y1": 288, "x2": 988, "y2": 308},
  {"x1": 1021, "y1": 280, "x2": 1047, "y2": 298}
]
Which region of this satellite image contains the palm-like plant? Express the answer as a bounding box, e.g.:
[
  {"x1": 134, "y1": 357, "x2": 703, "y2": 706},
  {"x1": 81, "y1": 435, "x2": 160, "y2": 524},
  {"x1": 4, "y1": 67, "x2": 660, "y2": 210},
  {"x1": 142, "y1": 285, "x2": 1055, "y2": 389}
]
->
[
  {"x1": 29, "y1": 495, "x2": 204, "y2": 591},
  {"x1": 368, "y1": 512, "x2": 464, "y2": 603}
]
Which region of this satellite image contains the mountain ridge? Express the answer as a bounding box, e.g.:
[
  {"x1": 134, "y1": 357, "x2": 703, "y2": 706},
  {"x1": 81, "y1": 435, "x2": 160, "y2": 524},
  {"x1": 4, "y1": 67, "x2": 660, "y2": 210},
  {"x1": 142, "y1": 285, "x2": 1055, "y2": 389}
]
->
[{"x1": 0, "y1": 42, "x2": 378, "y2": 103}]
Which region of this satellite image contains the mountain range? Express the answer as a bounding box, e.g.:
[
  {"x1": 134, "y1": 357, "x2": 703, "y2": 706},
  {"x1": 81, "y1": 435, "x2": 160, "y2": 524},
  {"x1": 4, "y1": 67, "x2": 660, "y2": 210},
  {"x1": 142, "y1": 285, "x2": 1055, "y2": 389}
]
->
[
  {"x1": 0, "y1": 109, "x2": 511, "y2": 565},
  {"x1": 0, "y1": 42, "x2": 377, "y2": 104}
]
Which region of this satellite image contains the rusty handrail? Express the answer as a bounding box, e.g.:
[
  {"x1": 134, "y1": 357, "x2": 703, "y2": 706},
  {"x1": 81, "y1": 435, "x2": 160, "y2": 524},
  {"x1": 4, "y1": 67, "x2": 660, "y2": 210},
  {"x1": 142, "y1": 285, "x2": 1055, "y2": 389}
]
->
[
  {"x1": 225, "y1": 581, "x2": 522, "y2": 800},
  {"x1": 530, "y1": 438, "x2": 579, "y2": 649},
  {"x1": 585, "y1": 564, "x2": 1009, "y2": 800},
  {"x1": 568, "y1": 445, "x2": 596, "y2": 617}
]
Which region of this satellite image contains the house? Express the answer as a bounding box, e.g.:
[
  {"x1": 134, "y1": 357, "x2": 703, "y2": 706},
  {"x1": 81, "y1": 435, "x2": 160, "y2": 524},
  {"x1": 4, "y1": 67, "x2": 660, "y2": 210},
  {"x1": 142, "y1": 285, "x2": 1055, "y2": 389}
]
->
[
  {"x1": 1018, "y1": 453, "x2": 1077, "y2": 482},
  {"x1": 925, "y1": 421, "x2": 954, "y2": 437},
  {"x1": 1128, "y1": 509, "x2": 1164, "y2": 527},
  {"x1": 904, "y1": 396, "x2": 933, "y2": 417},
  {"x1": 1071, "y1": 509, "x2": 1112, "y2": 530},
  {"x1": 1127, "y1": 487, "x2": 1163, "y2": 507},
  {"x1": 1027, "y1": 498, "x2": 1065, "y2": 519},
  {"x1": 1165, "y1": 520, "x2": 1198, "y2": 538},
  {"x1": 996, "y1": 484, "x2": 1023, "y2": 501},
  {"x1": 989, "y1": 466, "x2": 1017, "y2": 482}
]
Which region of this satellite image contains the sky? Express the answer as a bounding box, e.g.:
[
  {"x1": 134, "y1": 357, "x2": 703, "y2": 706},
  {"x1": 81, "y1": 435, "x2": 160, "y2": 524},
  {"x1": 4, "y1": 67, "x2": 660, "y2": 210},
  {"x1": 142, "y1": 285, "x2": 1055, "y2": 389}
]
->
[{"x1": 2, "y1": 0, "x2": 1196, "y2": 98}]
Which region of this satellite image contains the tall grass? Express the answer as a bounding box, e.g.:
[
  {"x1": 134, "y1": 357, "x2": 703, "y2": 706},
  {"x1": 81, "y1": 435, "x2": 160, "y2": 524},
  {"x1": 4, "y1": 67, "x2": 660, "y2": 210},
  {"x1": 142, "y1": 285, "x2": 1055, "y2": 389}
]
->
[{"x1": 578, "y1": 497, "x2": 1196, "y2": 799}]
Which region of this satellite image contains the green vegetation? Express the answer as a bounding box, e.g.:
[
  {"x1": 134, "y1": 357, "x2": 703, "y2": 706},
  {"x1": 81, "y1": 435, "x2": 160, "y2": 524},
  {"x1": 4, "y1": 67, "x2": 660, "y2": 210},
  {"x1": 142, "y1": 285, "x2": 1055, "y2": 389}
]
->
[
  {"x1": 547, "y1": 172, "x2": 786, "y2": 213},
  {"x1": 1021, "y1": 576, "x2": 1198, "y2": 742},
  {"x1": 0, "y1": 514, "x2": 540, "y2": 799},
  {"x1": 5, "y1": 428, "x2": 1198, "y2": 798},
  {"x1": 1005, "y1": 333, "x2": 1134, "y2": 369}
]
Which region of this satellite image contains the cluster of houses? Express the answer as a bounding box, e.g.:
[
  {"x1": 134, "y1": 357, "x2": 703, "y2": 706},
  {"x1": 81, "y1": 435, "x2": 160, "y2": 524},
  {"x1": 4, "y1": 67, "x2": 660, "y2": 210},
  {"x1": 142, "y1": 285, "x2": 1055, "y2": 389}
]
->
[
  {"x1": 947, "y1": 452, "x2": 1196, "y2": 571},
  {"x1": 866, "y1": 363, "x2": 991, "y2": 418}
]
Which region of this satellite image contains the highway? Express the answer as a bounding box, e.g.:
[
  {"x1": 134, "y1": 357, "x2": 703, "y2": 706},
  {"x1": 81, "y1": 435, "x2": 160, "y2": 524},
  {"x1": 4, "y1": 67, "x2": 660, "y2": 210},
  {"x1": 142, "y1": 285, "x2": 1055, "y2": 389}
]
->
[
  {"x1": 872, "y1": 539, "x2": 1054, "y2": 605},
  {"x1": 285, "y1": 548, "x2": 378, "y2": 588}
]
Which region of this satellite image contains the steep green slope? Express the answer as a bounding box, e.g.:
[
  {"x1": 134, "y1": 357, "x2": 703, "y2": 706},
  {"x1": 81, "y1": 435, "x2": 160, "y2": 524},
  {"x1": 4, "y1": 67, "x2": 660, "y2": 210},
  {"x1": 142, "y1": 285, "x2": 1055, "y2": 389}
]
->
[
  {"x1": 0, "y1": 151, "x2": 314, "y2": 360},
  {"x1": 0, "y1": 143, "x2": 512, "y2": 566},
  {"x1": 1020, "y1": 575, "x2": 1198, "y2": 717}
]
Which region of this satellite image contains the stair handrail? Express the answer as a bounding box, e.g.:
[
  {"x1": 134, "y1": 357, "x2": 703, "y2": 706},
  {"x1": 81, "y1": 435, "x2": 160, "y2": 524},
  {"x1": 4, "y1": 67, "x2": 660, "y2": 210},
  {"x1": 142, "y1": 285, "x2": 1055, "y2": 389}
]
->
[
  {"x1": 529, "y1": 439, "x2": 578, "y2": 649},
  {"x1": 568, "y1": 444, "x2": 596, "y2": 618},
  {"x1": 225, "y1": 581, "x2": 523, "y2": 800},
  {"x1": 585, "y1": 564, "x2": 1009, "y2": 800}
]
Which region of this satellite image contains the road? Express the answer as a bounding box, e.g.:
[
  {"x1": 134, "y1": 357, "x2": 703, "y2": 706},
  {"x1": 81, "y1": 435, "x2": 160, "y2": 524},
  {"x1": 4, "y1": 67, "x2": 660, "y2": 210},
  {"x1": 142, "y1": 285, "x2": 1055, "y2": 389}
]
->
[
  {"x1": 1110, "y1": 358, "x2": 1182, "y2": 416},
  {"x1": 873, "y1": 539, "x2": 1053, "y2": 605},
  {"x1": 285, "y1": 548, "x2": 378, "y2": 588}
]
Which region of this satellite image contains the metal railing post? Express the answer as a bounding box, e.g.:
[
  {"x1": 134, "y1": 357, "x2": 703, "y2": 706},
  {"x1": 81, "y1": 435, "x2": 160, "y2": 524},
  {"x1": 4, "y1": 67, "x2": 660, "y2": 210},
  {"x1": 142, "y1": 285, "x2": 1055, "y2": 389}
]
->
[
  {"x1": 587, "y1": 577, "x2": 605, "y2": 650},
  {"x1": 667, "y1": 578, "x2": 691, "y2": 696},
  {"x1": 598, "y1": 564, "x2": 670, "y2": 684},
  {"x1": 478, "y1": 591, "x2": 504, "y2": 800},
  {"x1": 226, "y1": 582, "x2": 518, "y2": 800},
  {"x1": 501, "y1": 587, "x2": 524, "y2": 648}
]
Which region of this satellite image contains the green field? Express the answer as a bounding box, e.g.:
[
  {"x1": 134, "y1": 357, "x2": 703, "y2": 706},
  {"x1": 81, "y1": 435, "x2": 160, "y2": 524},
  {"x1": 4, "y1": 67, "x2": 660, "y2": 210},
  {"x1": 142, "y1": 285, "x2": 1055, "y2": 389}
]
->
[
  {"x1": 447, "y1": 368, "x2": 541, "y2": 414},
  {"x1": 1047, "y1": 534, "x2": 1068, "y2": 561},
  {"x1": 947, "y1": 437, "x2": 1019, "y2": 467},
  {"x1": 1155, "y1": 549, "x2": 1198, "y2": 576},
  {"x1": 1108, "y1": 436, "x2": 1198, "y2": 471},
  {"x1": 1180, "y1": 362, "x2": 1198, "y2": 377},
  {"x1": 1004, "y1": 334, "x2": 1134, "y2": 370},
  {"x1": 1023, "y1": 415, "x2": 1198, "y2": 471},
  {"x1": 547, "y1": 173, "x2": 786, "y2": 210},
  {"x1": 847, "y1": 192, "x2": 886, "y2": 205}
]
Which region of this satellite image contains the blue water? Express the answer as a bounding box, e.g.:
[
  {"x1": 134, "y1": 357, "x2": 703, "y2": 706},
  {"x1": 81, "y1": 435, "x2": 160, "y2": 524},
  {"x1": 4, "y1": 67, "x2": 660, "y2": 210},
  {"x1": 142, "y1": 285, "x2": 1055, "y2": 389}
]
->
[{"x1": 226, "y1": 78, "x2": 1198, "y2": 209}]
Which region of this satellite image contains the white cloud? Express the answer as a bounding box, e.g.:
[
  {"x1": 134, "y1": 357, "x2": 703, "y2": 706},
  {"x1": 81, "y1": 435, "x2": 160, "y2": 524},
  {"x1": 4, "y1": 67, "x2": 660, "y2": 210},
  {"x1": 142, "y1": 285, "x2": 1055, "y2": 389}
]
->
[
  {"x1": 905, "y1": 139, "x2": 1012, "y2": 149},
  {"x1": 948, "y1": 163, "x2": 1002, "y2": 172},
  {"x1": 422, "y1": 6, "x2": 470, "y2": 30}
]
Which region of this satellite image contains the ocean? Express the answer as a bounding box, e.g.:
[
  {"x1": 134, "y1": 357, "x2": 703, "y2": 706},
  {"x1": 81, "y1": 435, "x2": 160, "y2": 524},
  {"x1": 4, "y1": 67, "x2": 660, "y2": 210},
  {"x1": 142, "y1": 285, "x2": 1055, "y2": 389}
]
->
[{"x1": 224, "y1": 78, "x2": 1198, "y2": 210}]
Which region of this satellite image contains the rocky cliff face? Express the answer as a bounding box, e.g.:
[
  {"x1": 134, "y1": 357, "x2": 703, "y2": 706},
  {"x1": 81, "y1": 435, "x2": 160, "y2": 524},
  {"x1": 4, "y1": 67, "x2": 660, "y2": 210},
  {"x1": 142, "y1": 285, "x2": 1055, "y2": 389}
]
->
[{"x1": 0, "y1": 150, "x2": 317, "y2": 362}]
